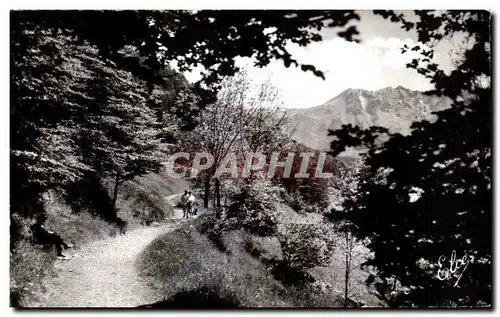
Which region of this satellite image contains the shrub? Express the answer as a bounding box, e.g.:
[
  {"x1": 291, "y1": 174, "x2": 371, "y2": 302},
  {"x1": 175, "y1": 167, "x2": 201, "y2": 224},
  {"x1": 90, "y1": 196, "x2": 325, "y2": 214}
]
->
[
  {"x1": 197, "y1": 215, "x2": 229, "y2": 253},
  {"x1": 244, "y1": 234, "x2": 283, "y2": 262},
  {"x1": 280, "y1": 190, "x2": 306, "y2": 212},
  {"x1": 278, "y1": 222, "x2": 336, "y2": 271},
  {"x1": 297, "y1": 180, "x2": 331, "y2": 213},
  {"x1": 226, "y1": 180, "x2": 281, "y2": 236},
  {"x1": 287, "y1": 280, "x2": 344, "y2": 308},
  {"x1": 280, "y1": 179, "x2": 330, "y2": 214},
  {"x1": 117, "y1": 175, "x2": 177, "y2": 225}
]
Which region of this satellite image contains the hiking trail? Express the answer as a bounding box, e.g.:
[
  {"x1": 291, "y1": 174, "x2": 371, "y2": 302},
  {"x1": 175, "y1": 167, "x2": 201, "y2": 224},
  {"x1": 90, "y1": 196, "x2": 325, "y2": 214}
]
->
[{"x1": 28, "y1": 193, "x2": 195, "y2": 308}]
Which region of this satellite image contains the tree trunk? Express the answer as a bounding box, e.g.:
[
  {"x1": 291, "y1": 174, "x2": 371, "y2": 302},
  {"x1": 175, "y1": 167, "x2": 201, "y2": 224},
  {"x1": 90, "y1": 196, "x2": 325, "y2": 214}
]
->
[
  {"x1": 344, "y1": 231, "x2": 351, "y2": 308},
  {"x1": 112, "y1": 174, "x2": 121, "y2": 211},
  {"x1": 214, "y1": 178, "x2": 221, "y2": 218},
  {"x1": 344, "y1": 253, "x2": 350, "y2": 307},
  {"x1": 203, "y1": 175, "x2": 210, "y2": 208},
  {"x1": 215, "y1": 178, "x2": 221, "y2": 209}
]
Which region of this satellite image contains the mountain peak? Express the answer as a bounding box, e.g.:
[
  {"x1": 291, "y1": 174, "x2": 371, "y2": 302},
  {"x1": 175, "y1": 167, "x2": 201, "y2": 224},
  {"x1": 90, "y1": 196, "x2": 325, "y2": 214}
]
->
[
  {"x1": 340, "y1": 86, "x2": 409, "y2": 95},
  {"x1": 341, "y1": 88, "x2": 364, "y2": 95},
  {"x1": 377, "y1": 85, "x2": 410, "y2": 93},
  {"x1": 286, "y1": 86, "x2": 451, "y2": 150}
]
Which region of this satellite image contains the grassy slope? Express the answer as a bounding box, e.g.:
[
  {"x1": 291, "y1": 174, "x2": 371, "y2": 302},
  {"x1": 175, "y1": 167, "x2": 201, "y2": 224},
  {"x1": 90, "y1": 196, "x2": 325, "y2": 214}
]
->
[
  {"x1": 137, "y1": 214, "x2": 292, "y2": 307},
  {"x1": 138, "y1": 201, "x2": 383, "y2": 308}
]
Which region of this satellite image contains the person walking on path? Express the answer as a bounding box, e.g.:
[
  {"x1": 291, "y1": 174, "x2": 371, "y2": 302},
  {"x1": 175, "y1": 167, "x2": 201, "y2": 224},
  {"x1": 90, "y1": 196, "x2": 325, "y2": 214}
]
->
[
  {"x1": 181, "y1": 190, "x2": 189, "y2": 218},
  {"x1": 186, "y1": 191, "x2": 196, "y2": 217}
]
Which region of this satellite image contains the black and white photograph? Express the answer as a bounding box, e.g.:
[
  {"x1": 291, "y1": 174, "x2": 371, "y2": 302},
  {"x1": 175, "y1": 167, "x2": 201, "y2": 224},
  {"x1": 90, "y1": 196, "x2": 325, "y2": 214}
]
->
[{"x1": 9, "y1": 7, "x2": 492, "y2": 309}]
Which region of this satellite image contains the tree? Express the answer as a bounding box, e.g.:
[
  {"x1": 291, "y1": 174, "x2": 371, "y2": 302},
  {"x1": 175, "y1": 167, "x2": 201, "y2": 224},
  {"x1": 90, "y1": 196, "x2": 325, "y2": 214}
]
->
[
  {"x1": 11, "y1": 33, "x2": 93, "y2": 217},
  {"x1": 10, "y1": 31, "x2": 176, "y2": 233},
  {"x1": 187, "y1": 70, "x2": 290, "y2": 213},
  {"x1": 73, "y1": 47, "x2": 165, "y2": 210},
  {"x1": 328, "y1": 157, "x2": 367, "y2": 216},
  {"x1": 326, "y1": 158, "x2": 369, "y2": 307},
  {"x1": 329, "y1": 10, "x2": 491, "y2": 307}
]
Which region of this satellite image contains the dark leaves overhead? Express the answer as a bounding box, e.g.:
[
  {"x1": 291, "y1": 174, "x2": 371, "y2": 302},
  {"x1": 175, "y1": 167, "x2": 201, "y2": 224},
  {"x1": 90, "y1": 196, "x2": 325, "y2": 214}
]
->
[{"x1": 11, "y1": 10, "x2": 361, "y2": 99}]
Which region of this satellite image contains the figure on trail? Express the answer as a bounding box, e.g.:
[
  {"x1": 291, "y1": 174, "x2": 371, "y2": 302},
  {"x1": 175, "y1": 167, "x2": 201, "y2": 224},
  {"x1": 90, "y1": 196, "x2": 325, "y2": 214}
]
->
[
  {"x1": 30, "y1": 214, "x2": 73, "y2": 258},
  {"x1": 186, "y1": 191, "x2": 196, "y2": 217},
  {"x1": 181, "y1": 190, "x2": 189, "y2": 219}
]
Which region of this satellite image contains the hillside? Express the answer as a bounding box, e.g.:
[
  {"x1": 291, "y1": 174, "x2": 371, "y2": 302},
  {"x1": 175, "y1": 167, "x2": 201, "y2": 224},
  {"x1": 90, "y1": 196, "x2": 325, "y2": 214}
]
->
[
  {"x1": 285, "y1": 86, "x2": 452, "y2": 150},
  {"x1": 138, "y1": 203, "x2": 382, "y2": 307}
]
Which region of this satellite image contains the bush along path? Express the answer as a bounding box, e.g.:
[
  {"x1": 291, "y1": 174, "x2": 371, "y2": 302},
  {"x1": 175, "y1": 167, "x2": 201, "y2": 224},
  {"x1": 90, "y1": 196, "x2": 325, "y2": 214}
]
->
[{"x1": 27, "y1": 194, "x2": 198, "y2": 308}]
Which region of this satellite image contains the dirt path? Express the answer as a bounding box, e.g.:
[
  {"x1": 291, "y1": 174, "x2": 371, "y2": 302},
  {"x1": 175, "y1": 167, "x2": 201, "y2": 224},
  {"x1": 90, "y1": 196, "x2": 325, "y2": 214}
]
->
[{"x1": 29, "y1": 194, "x2": 194, "y2": 308}]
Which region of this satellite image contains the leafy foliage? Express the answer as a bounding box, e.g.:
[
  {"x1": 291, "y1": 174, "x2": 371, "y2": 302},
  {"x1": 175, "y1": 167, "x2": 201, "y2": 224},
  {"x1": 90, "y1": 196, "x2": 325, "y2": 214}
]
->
[
  {"x1": 275, "y1": 142, "x2": 339, "y2": 213},
  {"x1": 226, "y1": 180, "x2": 282, "y2": 237},
  {"x1": 329, "y1": 10, "x2": 491, "y2": 307},
  {"x1": 11, "y1": 32, "x2": 168, "y2": 212},
  {"x1": 10, "y1": 24, "x2": 178, "y2": 252},
  {"x1": 184, "y1": 70, "x2": 291, "y2": 210},
  {"x1": 71, "y1": 42, "x2": 165, "y2": 181},
  {"x1": 11, "y1": 10, "x2": 361, "y2": 97},
  {"x1": 11, "y1": 34, "x2": 91, "y2": 212},
  {"x1": 328, "y1": 158, "x2": 368, "y2": 217},
  {"x1": 278, "y1": 222, "x2": 336, "y2": 271}
]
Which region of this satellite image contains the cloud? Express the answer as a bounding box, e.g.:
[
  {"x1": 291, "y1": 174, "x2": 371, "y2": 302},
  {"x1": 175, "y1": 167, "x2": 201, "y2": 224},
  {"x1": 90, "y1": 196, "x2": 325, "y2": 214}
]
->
[
  {"x1": 181, "y1": 37, "x2": 435, "y2": 109},
  {"x1": 365, "y1": 36, "x2": 433, "y2": 70}
]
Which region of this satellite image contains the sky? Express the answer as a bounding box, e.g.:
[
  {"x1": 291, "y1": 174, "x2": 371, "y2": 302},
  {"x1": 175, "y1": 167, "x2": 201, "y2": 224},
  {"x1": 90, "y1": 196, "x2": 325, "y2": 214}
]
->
[{"x1": 181, "y1": 10, "x2": 465, "y2": 109}]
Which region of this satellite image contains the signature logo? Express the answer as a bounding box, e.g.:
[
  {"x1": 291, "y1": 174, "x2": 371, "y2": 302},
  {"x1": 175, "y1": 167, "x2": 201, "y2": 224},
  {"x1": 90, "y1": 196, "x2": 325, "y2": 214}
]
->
[{"x1": 436, "y1": 250, "x2": 472, "y2": 287}]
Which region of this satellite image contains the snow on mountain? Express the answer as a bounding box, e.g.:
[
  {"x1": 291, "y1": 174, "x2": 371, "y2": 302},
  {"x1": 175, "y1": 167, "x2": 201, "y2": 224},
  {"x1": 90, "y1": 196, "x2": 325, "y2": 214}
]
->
[{"x1": 284, "y1": 86, "x2": 452, "y2": 150}]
